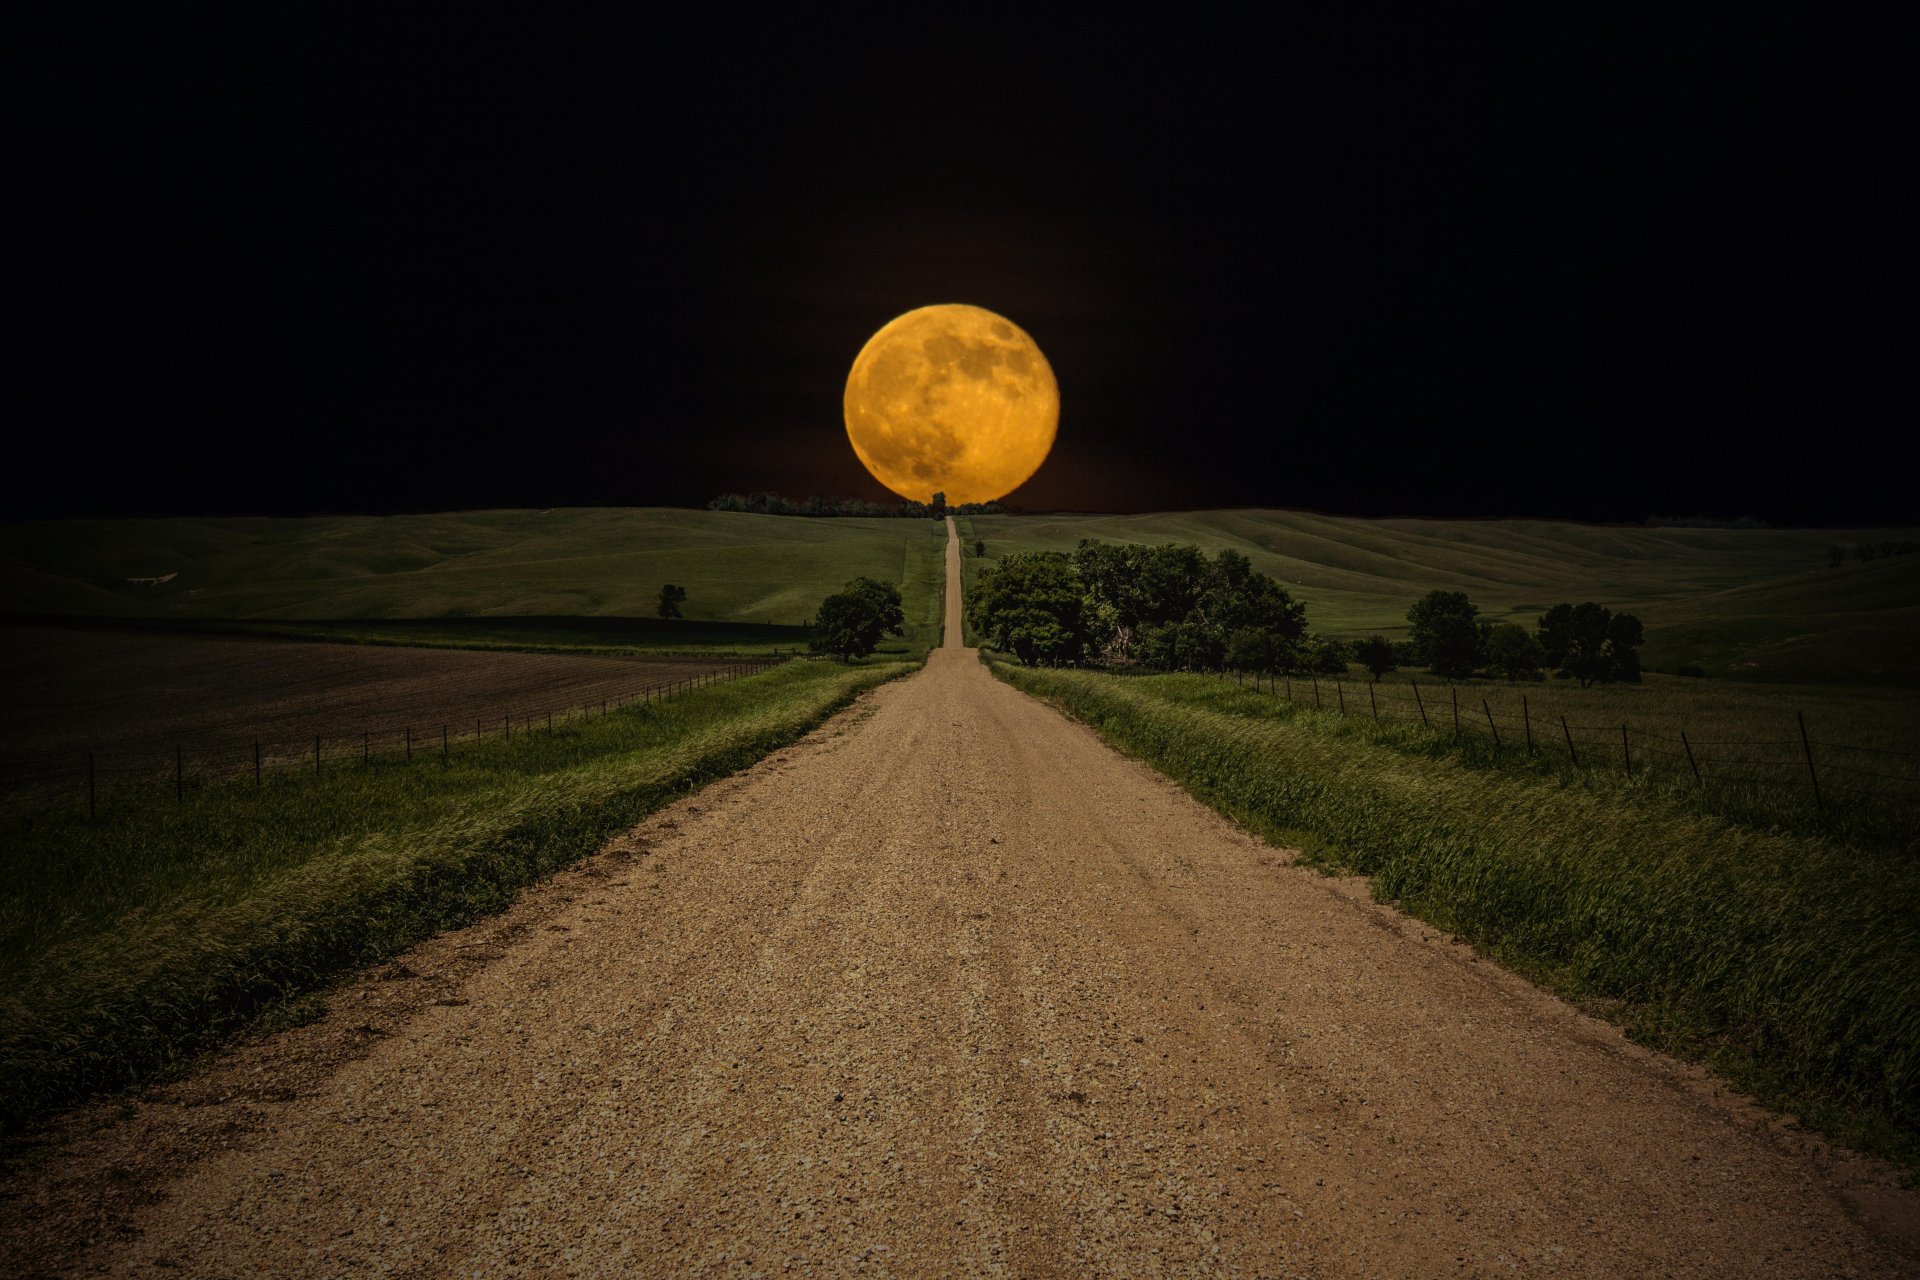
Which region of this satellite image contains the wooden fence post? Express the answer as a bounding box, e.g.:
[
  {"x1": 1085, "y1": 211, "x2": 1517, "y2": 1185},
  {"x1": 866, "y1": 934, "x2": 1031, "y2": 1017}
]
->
[
  {"x1": 1522, "y1": 696, "x2": 1534, "y2": 756},
  {"x1": 1681, "y1": 730, "x2": 1701, "y2": 785},
  {"x1": 1798, "y1": 712, "x2": 1823, "y2": 811},
  {"x1": 1621, "y1": 725, "x2": 1631, "y2": 778},
  {"x1": 1450, "y1": 687, "x2": 1459, "y2": 742},
  {"x1": 405, "y1": 727, "x2": 412, "y2": 762},
  {"x1": 1369, "y1": 682, "x2": 1378, "y2": 720},
  {"x1": 363, "y1": 731, "x2": 370, "y2": 767},
  {"x1": 1561, "y1": 717, "x2": 1578, "y2": 767},
  {"x1": 1412, "y1": 680, "x2": 1429, "y2": 727},
  {"x1": 1336, "y1": 681, "x2": 1346, "y2": 717},
  {"x1": 1483, "y1": 700, "x2": 1501, "y2": 752},
  {"x1": 1312, "y1": 675, "x2": 1321, "y2": 708},
  {"x1": 443, "y1": 725, "x2": 449, "y2": 762}
]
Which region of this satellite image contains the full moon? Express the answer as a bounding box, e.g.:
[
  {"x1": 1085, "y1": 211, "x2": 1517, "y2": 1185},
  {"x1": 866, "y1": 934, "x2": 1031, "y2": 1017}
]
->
[{"x1": 843, "y1": 304, "x2": 1059, "y2": 506}]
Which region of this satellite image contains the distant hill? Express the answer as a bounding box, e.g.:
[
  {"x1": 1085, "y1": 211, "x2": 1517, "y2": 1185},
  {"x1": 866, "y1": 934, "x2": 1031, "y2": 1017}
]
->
[
  {"x1": 4, "y1": 506, "x2": 1914, "y2": 683},
  {"x1": 0, "y1": 508, "x2": 949, "y2": 647}
]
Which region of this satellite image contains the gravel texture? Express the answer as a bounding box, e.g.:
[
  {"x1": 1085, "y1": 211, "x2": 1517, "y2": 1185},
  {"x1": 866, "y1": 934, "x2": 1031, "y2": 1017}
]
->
[{"x1": 2, "y1": 523, "x2": 1914, "y2": 1277}]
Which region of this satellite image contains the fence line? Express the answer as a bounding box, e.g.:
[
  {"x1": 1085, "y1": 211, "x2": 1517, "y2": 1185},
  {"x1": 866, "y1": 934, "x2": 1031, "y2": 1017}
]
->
[
  {"x1": 3, "y1": 651, "x2": 801, "y2": 821},
  {"x1": 1183, "y1": 666, "x2": 1920, "y2": 812}
]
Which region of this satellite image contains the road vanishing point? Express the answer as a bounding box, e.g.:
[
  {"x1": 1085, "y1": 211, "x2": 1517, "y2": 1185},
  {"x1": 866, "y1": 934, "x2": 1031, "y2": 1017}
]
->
[{"x1": 5, "y1": 520, "x2": 1915, "y2": 1277}]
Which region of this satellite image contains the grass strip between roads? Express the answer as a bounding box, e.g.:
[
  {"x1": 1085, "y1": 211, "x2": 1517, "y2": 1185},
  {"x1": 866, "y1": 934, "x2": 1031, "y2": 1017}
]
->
[
  {"x1": 0, "y1": 658, "x2": 911, "y2": 1138},
  {"x1": 993, "y1": 662, "x2": 1920, "y2": 1168}
]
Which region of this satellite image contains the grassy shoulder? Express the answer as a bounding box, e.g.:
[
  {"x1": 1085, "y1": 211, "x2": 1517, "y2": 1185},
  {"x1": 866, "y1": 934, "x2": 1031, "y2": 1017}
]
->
[
  {"x1": 991, "y1": 661, "x2": 1920, "y2": 1168},
  {"x1": 0, "y1": 657, "x2": 913, "y2": 1137}
]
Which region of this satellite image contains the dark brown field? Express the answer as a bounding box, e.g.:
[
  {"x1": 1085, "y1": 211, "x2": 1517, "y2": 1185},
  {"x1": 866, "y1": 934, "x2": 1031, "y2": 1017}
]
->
[{"x1": 0, "y1": 624, "x2": 742, "y2": 801}]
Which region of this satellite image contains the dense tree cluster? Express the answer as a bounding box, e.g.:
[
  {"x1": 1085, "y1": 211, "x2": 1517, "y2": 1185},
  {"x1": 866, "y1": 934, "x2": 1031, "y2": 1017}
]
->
[
  {"x1": 1829, "y1": 539, "x2": 1919, "y2": 567},
  {"x1": 656, "y1": 583, "x2": 686, "y2": 619},
  {"x1": 1537, "y1": 601, "x2": 1642, "y2": 686},
  {"x1": 707, "y1": 492, "x2": 1004, "y2": 518},
  {"x1": 808, "y1": 577, "x2": 905, "y2": 661},
  {"x1": 970, "y1": 540, "x2": 1311, "y2": 670},
  {"x1": 1402, "y1": 590, "x2": 1644, "y2": 685}
]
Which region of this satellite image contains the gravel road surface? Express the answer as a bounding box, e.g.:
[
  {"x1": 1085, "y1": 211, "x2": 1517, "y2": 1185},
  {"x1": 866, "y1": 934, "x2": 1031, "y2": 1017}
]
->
[{"x1": 4, "y1": 522, "x2": 1914, "y2": 1277}]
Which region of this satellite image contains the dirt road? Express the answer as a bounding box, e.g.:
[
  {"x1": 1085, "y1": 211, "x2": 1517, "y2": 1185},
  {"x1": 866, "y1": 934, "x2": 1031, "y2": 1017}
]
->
[{"x1": 5, "y1": 521, "x2": 1914, "y2": 1276}]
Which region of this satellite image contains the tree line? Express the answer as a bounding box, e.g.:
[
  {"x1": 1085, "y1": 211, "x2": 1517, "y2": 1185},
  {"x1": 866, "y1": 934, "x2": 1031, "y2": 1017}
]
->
[
  {"x1": 1378, "y1": 592, "x2": 1642, "y2": 685},
  {"x1": 968, "y1": 540, "x2": 1646, "y2": 686},
  {"x1": 707, "y1": 491, "x2": 1006, "y2": 519},
  {"x1": 1828, "y1": 539, "x2": 1919, "y2": 567}
]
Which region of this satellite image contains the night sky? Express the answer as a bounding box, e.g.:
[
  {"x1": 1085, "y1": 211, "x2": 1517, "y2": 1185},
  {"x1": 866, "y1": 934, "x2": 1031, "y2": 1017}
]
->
[{"x1": 11, "y1": 11, "x2": 1916, "y2": 525}]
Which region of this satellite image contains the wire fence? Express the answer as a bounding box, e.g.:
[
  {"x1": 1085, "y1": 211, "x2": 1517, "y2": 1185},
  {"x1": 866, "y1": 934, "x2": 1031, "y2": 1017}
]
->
[
  {"x1": 1165, "y1": 667, "x2": 1920, "y2": 813},
  {"x1": 1, "y1": 651, "x2": 802, "y2": 822}
]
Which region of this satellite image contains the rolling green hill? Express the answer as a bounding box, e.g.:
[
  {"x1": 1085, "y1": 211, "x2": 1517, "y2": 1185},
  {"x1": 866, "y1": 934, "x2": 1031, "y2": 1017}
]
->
[
  {"x1": 5, "y1": 506, "x2": 1914, "y2": 681},
  {"x1": 961, "y1": 511, "x2": 1920, "y2": 684},
  {"x1": 0, "y1": 509, "x2": 949, "y2": 654}
]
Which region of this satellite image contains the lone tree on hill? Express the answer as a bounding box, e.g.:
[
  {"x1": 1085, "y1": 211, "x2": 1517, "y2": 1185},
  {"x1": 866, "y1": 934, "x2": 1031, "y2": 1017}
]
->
[
  {"x1": 1407, "y1": 590, "x2": 1483, "y2": 680},
  {"x1": 657, "y1": 583, "x2": 686, "y2": 619},
  {"x1": 1354, "y1": 635, "x2": 1397, "y2": 681},
  {"x1": 809, "y1": 576, "x2": 905, "y2": 661}
]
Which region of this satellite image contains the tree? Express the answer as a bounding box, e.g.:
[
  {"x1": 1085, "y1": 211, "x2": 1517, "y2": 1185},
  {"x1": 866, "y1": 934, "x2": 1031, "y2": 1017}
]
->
[
  {"x1": 1299, "y1": 634, "x2": 1350, "y2": 675},
  {"x1": 657, "y1": 583, "x2": 686, "y2": 619},
  {"x1": 930, "y1": 491, "x2": 947, "y2": 520},
  {"x1": 1485, "y1": 623, "x2": 1546, "y2": 682},
  {"x1": 1606, "y1": 610, "x2": 1644, "y2": 683},
  {"x1": 1536, "y1": 603, "x2": 1574, "y2": 668},
  {"x1": 1073, "y1": 540, "x2": 1306, "y2": 669},
  {"x1": 1225, "y1": 627, "x2": 1297, "y2": 674},
  {"x1": 1354, "y1": 634, "x2": 1397, "y2": 681},
  {"x1": 974, "y1": 539, "x2": 985, "y2": 558},
  {"x1": 968, "y1": 552, "x2": 1091, "y2": 666},
  {"x1": 1407, "y1": 590, "x2": 1483, "y2": 680},
  {"x1": 808, "y1": 576, "x2": 905, "y2": 661},
  {"x1": 1551, "y1": 601, "x2": 1644, "y2": 686}
]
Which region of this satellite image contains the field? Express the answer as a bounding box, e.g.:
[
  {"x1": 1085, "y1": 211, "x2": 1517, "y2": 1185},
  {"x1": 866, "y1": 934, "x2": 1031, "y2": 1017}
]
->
[
  {"x1": 0, "y1": 657, "x2": 913, "y2": 1134},
  {"x1": 992, "y1": 661, "x2": 1920, "y2": 1165},
  {"x1": 0, "y1": 508, "x2": 950, "y2": 654},
  {"x1": 960, "y1": 510, "x2": 1920, "y2": 684},
  {"x1": 0, "y1": 624, "x2": 764, "y2": 810}
]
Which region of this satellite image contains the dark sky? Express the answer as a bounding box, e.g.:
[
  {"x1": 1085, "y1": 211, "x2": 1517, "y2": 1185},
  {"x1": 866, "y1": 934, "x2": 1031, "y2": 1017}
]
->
[{"x1": 9, "y1": 11, "x2": 1917, "y2": 524}]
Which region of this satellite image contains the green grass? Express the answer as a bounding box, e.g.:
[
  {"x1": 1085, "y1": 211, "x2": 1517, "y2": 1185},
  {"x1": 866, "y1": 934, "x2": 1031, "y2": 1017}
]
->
[
  {"x1": 992, "y1": 662, "x2": 1920, "y2": 1166},
  {"x1": 1, "y1": 508, "x2": 951, "y2": 653},
  {"x1": 969, "y1": 510, "x2": 1920, "y2": 684},
  {"x1": 0, "y1": 657, "x2": 912, "y2": 1136}
]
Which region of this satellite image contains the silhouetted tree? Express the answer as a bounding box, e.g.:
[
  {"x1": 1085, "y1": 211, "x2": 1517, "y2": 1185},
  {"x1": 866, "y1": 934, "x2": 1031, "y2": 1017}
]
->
[
  {"x1": 929, "y1": 491, "x2": 947, "y2": 519},
  {"x1": 1552, "y1": 601, "x2": 1644, "y2": 686},
  {"x1": 657, "y1": 583, "x2": 686, "y2": 619},
  {"x1": 1486, "y1": 623, "x2": 1546, "y2": 682},
  {"x1": 1407, "y1": 590, "x2": 1483, "y2": 680},
  {"x1": 1537, "y1": 603, "x2": 1574, "y2": 668},
  {"x1": 1354, "y1": 635, "x2": 1397, "y2": 682}
]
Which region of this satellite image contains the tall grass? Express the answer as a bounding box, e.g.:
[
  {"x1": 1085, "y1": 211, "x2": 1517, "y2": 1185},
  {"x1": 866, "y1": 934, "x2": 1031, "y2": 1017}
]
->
[
  {"x1": 0, "y1": 658, "x2": 909, "y2": 1136},
  {"x1": 995, "y1": 663, "x2": 1920, "y2": 1165}
]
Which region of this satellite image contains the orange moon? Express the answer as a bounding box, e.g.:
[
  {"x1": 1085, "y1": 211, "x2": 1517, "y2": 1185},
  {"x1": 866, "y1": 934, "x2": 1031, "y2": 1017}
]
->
[{"x1": 843, "y1": 304, "x2": 1059, "y2": 505}]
